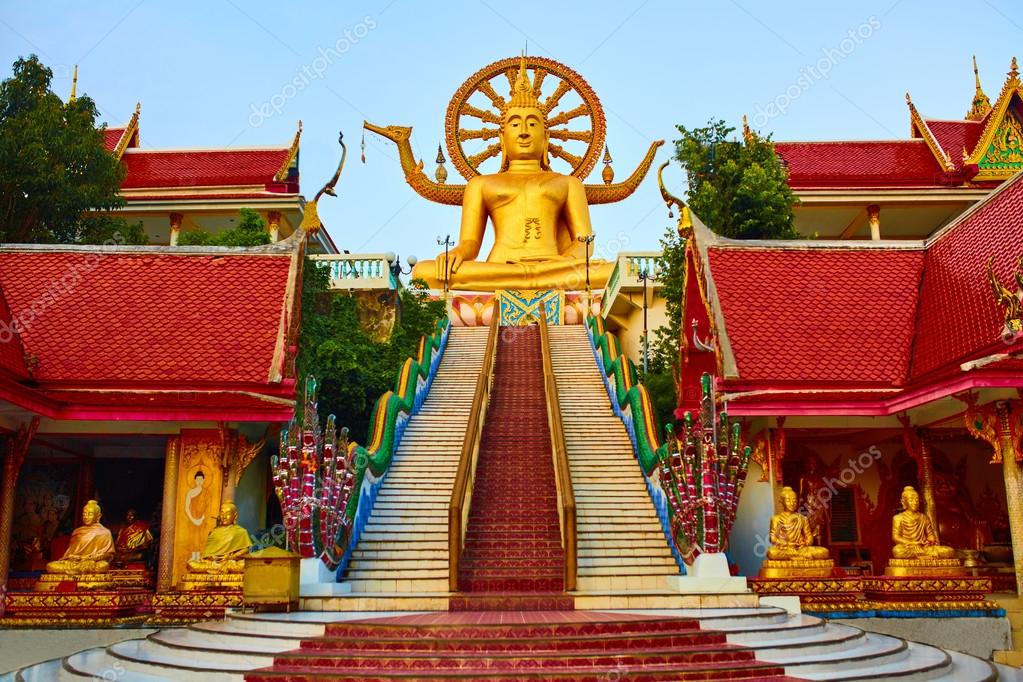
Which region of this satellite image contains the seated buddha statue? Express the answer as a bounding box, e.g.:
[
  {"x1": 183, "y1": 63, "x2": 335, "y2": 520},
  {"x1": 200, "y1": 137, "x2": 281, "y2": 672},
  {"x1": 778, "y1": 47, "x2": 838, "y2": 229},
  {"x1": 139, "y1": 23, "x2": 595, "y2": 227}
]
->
[
  {"x1": 186, "y1": 502, "x2": 251, "y2": 575},
  {"x1": 114, "y1": 508, "x2": 154, "y2": 566},
  {"x1": 44, "y1": 499, "x2": 115, "y2": 576},
  {"x1": 891, "y1": 486, "x2": 956, "y2": 560},
  {"x1": 767, "y1": 487, "x2": 831, "y2": 561},
  {"x1": 411, "y1": 56, "x2": 613, "y2": 292}
]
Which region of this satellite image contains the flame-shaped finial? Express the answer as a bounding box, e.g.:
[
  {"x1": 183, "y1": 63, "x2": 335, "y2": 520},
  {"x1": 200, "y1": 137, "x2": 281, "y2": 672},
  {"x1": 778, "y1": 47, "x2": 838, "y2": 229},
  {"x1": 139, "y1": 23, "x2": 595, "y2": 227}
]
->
[
  {"x1": 505, "y1": 53, "x2": 542, "y2": 113},
  {"x1": 69, "y1": 65, "x2": 78, "y2": 103},
  {"x1": 968, "y1": 55, "x2": 992, "y2": 121}
]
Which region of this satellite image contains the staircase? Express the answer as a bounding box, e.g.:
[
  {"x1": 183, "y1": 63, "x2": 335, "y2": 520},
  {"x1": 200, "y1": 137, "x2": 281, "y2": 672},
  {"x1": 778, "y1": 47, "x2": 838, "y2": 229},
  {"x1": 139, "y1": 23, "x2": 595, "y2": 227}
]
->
[
  {"x1": 548, "y1": 325, "x2": 679, "y2": 593},
  {"x1": 458, "y1": 325, "x2": 566, "y2": 596},
  {"x1": 342, "y1": 326, "x2": 489, "y2": 596}
]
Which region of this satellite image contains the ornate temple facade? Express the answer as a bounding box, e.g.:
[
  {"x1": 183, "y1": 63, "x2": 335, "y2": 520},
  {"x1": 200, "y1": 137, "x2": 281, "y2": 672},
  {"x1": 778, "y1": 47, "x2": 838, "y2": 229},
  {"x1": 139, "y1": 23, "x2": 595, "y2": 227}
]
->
[{"x1": 775, "y1": 57, "x2": 1023, "y2": 239}]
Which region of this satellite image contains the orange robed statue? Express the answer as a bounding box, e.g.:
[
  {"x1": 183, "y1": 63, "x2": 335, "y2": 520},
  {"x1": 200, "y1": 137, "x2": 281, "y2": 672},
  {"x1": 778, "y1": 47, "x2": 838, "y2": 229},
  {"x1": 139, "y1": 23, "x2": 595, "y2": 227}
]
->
[{"x1": 45, "y1": 499, "x2": 115, "y2": 575}]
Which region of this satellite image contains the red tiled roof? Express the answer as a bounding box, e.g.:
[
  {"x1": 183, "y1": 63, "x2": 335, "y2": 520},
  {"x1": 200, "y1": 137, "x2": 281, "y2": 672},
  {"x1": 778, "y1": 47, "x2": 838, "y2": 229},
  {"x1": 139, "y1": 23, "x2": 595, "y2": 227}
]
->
[
  {"x1": 103, "y1": 127, "x2": 126, "y2": 153},
  {"x1": 709, "y1": 247, "x2": 925, "y2": 384},
  {"x1": 774, "y1": 140, "x2": 945, "y2": 189},
  {"x1": 0, "y1": 289, "x2": 29, "y2": 380},
  {"x1": 120, "y1": 149, "x2": 290, "y2": 189},
  {"x1": 0, "y1": 249, "x2": 294, "y2": 385},
  {"x1": 911, "y1": 172, "x2": 1023, "y2": 379},
  {"x1": 921, "y1": 119, "x2": 984, "y2": 170}
]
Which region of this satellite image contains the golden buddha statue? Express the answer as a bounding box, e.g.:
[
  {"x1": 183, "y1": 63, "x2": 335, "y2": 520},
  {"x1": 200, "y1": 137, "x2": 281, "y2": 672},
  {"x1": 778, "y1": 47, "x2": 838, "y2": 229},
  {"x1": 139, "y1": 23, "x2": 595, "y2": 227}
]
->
[
  {"x1": 759, "y1": 487, "x2": 833, "y2": 578},
  {"x1": 185, "y1": 502, "x2": 251, "y2": 576},
  {"x1": 114, "y1": 508, "x2": 154, "y2": 566},
  {"x1": 45, "y1": 499, "x2": 115, "y2": 575},
  {"x1": 886, "y1": 486, "x2": 963, "y2": 576},
  {"x1": 410, "y1": 56, "x2": 613, "y2": 292}
]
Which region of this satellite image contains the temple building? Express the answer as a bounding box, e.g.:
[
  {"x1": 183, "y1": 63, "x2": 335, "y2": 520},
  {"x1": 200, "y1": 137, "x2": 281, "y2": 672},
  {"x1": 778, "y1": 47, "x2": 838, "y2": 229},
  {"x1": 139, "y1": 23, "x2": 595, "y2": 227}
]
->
[{"x1": 774, "y1": 57, "x2": 1023, "y2": 239}]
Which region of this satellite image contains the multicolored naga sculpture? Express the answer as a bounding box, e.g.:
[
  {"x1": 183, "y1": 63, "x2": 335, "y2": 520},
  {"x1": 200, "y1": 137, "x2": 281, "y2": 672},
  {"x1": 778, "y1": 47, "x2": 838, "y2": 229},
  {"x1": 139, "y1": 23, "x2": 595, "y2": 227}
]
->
[
  {"x1": 660, "y1": 374, "x2": 751, "y2": 556},
  {"x1": 272, "y1": 377, "x2": 357, "y2": 569}
]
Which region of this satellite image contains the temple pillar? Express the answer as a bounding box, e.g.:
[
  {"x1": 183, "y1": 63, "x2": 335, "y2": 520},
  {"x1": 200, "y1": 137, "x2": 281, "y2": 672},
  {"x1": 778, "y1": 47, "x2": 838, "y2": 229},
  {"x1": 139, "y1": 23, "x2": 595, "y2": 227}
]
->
[
  {"x1": 169, "y1": 212, "x2": 184, "y2": 246},
  {"x1": 157, "y1": 435, "x2": 180, "y2": 592},
  {"x1": 997, "y1": 401, "x2": 1023, "y2": 594},
  {"x1": 266, "y1": 210, "x2": 281, "y2": 243},
  {"x1": 867, "y1": 204, "x2": 881, "y2": 240},
  {"x1": 0, "y1": 419, "x2": 39, "y2": 597}
]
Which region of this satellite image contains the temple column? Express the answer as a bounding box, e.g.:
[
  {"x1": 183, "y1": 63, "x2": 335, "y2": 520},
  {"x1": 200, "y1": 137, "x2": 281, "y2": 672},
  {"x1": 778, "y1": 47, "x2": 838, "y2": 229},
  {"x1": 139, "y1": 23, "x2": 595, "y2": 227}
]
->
[
  {"x1": 997, "y1": 401, "x2": 1023, "y2": 594},
  {"x1": 157, "y1": 435, "x2": 180, "y2": 592},
  {"x1": 169, "y1": 212, "x2": 184, "y2": 246},
  {"x1": 0, "y1": 419, "x2": 40, "y2": 598},
  {"x1": 867, "y1": 204, "x2": 881, "y2": 240},
  {"x1": 266, "y1": 211, "x2": 282, "y2": 243}
]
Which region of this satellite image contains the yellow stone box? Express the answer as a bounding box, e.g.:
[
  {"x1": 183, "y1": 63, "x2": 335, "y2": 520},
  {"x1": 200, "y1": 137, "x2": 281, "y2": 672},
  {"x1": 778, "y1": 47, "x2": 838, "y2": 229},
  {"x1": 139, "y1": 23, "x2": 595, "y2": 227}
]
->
[{"x1": 243, "y1": 547, "x2": 300, "y2": 610}]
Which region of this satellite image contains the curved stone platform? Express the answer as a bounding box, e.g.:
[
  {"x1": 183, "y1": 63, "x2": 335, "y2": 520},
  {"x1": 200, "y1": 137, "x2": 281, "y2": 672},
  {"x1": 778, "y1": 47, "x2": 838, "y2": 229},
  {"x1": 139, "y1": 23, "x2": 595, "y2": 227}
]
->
[{"x1": 4, "y1": 606, "x2": 1017, "y2": 681}]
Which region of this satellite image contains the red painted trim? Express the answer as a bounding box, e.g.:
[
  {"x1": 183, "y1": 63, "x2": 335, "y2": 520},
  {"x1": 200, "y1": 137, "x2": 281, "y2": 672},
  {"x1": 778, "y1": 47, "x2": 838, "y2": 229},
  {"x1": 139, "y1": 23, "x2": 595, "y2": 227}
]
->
[{"x1": 726, "y1": 371, "x2": 1023, "y2": 416}]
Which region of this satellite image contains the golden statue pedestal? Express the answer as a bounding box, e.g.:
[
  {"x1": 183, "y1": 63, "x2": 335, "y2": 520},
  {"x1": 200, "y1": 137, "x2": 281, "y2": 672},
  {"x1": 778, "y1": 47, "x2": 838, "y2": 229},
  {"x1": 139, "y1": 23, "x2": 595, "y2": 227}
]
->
[
  {"x1": 181, "y1": 569, "x2": 244, "y2": 592},
  {"x1": 884, "y1": 558, "x2": 966, "y2": 577},
  {"x1": 759, "y1": 559, "x2": 835, "y2": 579},
  {"x1": 34, "y1": 572, "x2": 114, "y2": 592},
  {"x1": 149, "y1": 590, "x2": 244, "y2": 625}
]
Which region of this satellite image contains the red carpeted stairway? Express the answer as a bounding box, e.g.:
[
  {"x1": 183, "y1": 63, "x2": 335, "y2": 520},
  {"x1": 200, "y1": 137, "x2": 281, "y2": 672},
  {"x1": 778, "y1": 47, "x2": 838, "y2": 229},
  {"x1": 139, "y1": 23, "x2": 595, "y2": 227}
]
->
[
  {"x1": 456, "y1": 325, "x2": 566, "y2": 605},
  {"x1": 246, "y1": 611, "x2": 801, "y2": 681}
]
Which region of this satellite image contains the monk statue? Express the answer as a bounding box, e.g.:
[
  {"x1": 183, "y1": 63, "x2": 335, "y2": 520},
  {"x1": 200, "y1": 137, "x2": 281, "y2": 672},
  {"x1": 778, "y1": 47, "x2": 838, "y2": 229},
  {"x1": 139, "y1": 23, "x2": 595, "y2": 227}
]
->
[
  {"x1": 186, "y1": 502, "x2": 251, "y2": 574},
  {"x1": 45, "y1": 499, "x2": 115, "y2": 575},
  {"x1": 767, "y1": 487, "x2": 831, "y2": 561},
  {"x1": 891, "y1": 486, "x2": 955, "y2": 560},
  {"x1": 410, "y1": 56, "x2": 613, "y2": 292},
  {"x1": 114, "y1": 508, "x2": 154, "y2": 566}
]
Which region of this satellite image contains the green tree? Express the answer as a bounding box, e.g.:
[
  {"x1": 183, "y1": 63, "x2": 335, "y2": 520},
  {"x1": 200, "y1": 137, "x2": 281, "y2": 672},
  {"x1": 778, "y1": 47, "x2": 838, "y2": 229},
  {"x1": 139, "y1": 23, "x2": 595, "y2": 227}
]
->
[
  {"x1": 0, "y1": 55, "x2": 133, "y2": 244},
  {"x1": 673, "y1": 119, "x2": 799, "y2": 239},
  {"x1": 296, "y1": 261, "x2": 445, "y2": 438},
  {"x1": 644, "y1": 222, "x2": 686, "y2": 434},
  {"x1": 177, "y1": 208, "x2": 271, "y2": 246}
]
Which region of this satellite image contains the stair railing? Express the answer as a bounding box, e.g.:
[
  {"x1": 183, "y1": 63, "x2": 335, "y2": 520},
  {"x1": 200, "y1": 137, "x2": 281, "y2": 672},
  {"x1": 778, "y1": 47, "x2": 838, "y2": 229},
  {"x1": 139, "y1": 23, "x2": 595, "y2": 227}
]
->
[
  {"x1": 448, "y1": 312, "x2": 500, "y2": 591},
  {"x1": 539, "y1": 307, "x2": 578, "y2": 591}
]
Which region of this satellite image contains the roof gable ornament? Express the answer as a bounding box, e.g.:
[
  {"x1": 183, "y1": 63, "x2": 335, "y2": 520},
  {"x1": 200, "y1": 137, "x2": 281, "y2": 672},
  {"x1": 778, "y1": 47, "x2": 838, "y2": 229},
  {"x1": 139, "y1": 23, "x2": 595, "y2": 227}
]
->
[
  {"x1": 986, "y1": 254, "x2": 1023, "y2": 342},
  {"x1": 112, "y1": 102, "x2": 141, "y2": 160},
  {"x1": 906, "y1": 92, "x2": 955, "y2": 172},
  {"x1": 964, "y1": 57, "x2": 1023, "y2": 178},
  {"x1": 274, "y1": 120, "x2": 302, "y2": 182},
  {"x1": 967, "y1": 55, "x2": 992, "y2": 121}
]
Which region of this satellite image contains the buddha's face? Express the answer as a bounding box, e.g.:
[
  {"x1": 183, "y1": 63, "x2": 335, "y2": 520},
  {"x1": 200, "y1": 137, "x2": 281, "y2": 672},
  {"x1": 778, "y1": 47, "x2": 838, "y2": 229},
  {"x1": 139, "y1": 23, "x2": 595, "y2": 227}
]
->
[
  {"x1": 82, "y1": 503, "x2": 100, "y2": 525},
  {"x1": 780, "y1": 488, "x2": 798, "y2": 512},
  {"x1": 501, "y1": 106, "x2": 546, "y2": 163},
  {"x1": 219, "y1": 503, "x2": 238, "y2": 525},
  {"x1": 902, "y1": 489, "x2": 920, "y2": 512}
]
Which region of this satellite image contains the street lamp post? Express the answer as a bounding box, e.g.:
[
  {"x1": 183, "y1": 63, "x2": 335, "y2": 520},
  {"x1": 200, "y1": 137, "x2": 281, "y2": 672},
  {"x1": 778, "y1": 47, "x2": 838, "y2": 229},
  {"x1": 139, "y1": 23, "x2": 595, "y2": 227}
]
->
[
  {"x1": 637, "y1": 265, "x2": 656, "y2": 375},
  {"x1": 577, "y1": 234, "x2": 596, "y2": 314},
  {"x1": 385, "y1": 252, "x2": 417, "y2": 287}
]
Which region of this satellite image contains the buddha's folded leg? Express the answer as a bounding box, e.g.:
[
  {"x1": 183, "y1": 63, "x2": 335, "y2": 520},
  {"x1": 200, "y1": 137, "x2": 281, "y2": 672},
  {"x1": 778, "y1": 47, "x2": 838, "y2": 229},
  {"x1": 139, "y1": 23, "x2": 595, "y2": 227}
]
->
[{"x1": 411, "y1": 258, "x2": 614, "y2": 291}]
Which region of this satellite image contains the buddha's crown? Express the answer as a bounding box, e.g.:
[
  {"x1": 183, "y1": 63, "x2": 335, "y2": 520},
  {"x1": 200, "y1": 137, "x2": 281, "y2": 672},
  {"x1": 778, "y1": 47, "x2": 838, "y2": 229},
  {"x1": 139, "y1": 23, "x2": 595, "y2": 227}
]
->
[{"x1": 503, "y1": 54, "x2": 544, "y2": 117}]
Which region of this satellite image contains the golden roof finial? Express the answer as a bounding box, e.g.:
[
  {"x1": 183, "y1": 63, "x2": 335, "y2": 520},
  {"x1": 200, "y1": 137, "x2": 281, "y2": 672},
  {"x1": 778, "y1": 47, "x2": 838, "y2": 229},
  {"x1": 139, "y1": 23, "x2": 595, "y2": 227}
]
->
[
  {"x1": 504, "y1": 53, "x2": 542, "y2": 114},
  {"x1": 742, "y1": 114, "x2": 755, "y2": 144},
  {"x1": 1011, "y1": 56, "x2": 1020, "y2": 83},
  {"x1": 967, "y1": 55, "x2": 992, "y2": 121},
  {"x1": 69, "y1": 65, "x2": 78, "y2": 103}
]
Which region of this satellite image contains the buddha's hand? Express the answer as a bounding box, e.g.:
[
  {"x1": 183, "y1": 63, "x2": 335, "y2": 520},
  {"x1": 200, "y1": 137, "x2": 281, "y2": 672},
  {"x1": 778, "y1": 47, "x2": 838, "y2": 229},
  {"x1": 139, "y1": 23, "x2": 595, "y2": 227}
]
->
[{"x1": 436, "y1": 243, "x2": 477, "y2": 281}]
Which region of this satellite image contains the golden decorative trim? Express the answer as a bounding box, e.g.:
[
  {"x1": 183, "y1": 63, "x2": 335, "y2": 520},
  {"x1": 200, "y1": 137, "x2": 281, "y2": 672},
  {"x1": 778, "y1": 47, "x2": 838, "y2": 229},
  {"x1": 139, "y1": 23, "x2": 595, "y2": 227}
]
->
[
  {"x1": 906, "y1": 93, "x2": 954, "y2": 172},
  {"x1": 113, "y1": 103, "x2": 141, "y2": 160},
  {"x1": 274, "y1": 120, "x2": 302, "y2": 182}
]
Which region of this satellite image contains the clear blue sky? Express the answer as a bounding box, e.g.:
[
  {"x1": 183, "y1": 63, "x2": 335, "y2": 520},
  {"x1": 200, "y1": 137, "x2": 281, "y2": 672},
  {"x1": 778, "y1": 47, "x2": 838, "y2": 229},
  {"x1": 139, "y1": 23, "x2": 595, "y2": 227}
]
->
[{"x1": 1, "y1": 1, "x2": 1019, "y2": 261}]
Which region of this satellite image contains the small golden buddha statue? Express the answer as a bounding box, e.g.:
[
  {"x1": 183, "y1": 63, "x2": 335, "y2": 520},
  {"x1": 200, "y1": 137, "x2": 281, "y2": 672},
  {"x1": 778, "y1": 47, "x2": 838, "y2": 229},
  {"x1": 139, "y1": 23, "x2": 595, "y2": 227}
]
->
[
  {"x1": 411, "y1": 56, "x2": 613, "y2": 292},
  {"x1": 114, "y1": 508, "x2": 154, "y2": 566},
  {"x1": 759, "y1": 487, "x2": 833, "y2": 578},
  {"x1": 45, "y1": 499, "x2": 115, "y2": 575},
  {"x1": 886, "y1": 486, "x2": 963, "y2": 576},
  {"x1": 185, "y1": 502, "x2": 251, "y2": 575}
]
